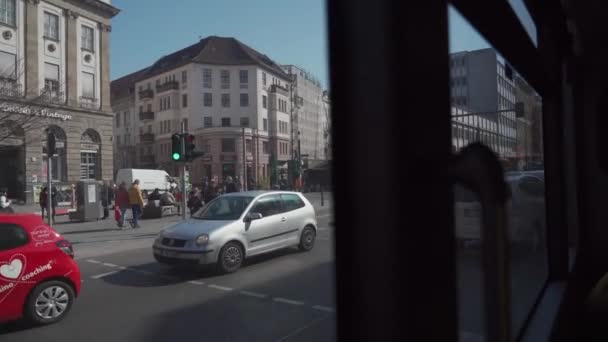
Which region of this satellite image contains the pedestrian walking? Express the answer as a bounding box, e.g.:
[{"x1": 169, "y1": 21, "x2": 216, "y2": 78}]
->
[
  {"x1": 0, "y1": 189, "x2": 13, "y2": 213},
  {"x1": 128, "y1": 179, "x2": 144, "y2": 228},
  {"x1": 203, "y1": 179, "x2": 219, "y2": 204},
  {"x1": 187, "y1": 188, "x2": 203, "y2": 216},
  {"x1": 225, "y1": 176, "x2": 237, "y2": 193},
  {"x1": 39, "y1": 187, "x2": 48, "y2": 219},
  {"x1": 114, "y1": 182, "x2": 130, "y2": 228}
]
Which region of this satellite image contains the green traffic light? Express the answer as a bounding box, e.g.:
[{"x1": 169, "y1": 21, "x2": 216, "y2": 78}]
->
[{"x1": 172, "y1": 152, "x2": 181, "y2": 161}]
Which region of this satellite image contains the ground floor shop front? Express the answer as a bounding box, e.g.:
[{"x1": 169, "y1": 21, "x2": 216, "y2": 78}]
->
[{"x1": 0, "y1": 107, "x2": 113, "y2": 204}]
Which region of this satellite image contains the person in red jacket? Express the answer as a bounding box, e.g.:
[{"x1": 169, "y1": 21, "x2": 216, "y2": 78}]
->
[{"x1": 114, "y1": 182, "x2": 130, "y2": 228}]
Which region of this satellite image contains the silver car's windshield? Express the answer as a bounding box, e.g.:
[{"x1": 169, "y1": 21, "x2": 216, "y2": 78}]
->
[{"x1": 193, "y1": 196, "x2": 254, "y2": 220}]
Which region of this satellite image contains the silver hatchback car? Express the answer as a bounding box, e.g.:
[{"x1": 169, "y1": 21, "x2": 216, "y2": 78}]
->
[{"x1": 153, "y1": 191, "x2": 318, "y2": 273}]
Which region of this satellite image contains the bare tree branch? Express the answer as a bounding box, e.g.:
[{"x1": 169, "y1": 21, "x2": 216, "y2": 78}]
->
[{"x1": 0, "y1": 58, "x2": 72, "y2": 147}]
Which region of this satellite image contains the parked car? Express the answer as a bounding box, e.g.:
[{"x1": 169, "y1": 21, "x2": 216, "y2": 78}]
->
[
  {"x1": 153, "y1": 191, "x2": 318, "y2": 273},
  {"x1": 0, "y1": 214, "x2": 80, "y2": 325}
]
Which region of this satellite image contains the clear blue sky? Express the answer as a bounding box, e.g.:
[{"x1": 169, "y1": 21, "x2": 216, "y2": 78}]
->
[
  {"x1": 110, "y1": 0, "x2": 328, "y2": 87},
  {"x1": 110, "y1": 1, "x2": 535, "y2": 88}
]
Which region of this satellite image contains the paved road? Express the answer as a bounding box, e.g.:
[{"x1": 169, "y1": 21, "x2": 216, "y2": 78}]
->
[
  {"x1": 0, "y1": 210, "x2": 336, "y2": 342},
  {"x1": 1, "y1": 191, "x2": 544, "y2": 342}
]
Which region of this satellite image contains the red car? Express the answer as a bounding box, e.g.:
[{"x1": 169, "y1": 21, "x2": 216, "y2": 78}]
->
[{"x1": 0, "y1": 214, "x2": 81, "y2": 325}]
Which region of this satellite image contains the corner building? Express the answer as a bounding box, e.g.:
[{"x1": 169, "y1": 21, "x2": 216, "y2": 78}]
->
[{"x1": 0, "y1": 0, "x2": 119, "y2": 203}]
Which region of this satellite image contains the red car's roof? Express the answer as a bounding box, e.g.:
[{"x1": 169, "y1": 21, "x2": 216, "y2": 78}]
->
[{"x1": 0, "y1": 214, "x2": 47, "y2": 229}]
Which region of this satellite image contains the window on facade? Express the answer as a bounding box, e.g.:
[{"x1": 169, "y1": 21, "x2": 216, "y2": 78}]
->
[
  {"x1": 116, "y1": 135, "x2": 121, "y2": 146},
  {"x1": 81, "y1": 25, "x2": 94, "y2": 51},
  {"x1": 221, "y1": 93, "x2": 230, "y2": 107},
  {"x1": 116, "y1": 113, "x2": 121, "y2": 128},
  {"x1": 183, "y1": 118, "x2": 188, "y2": 132},
  {"x1": 204, "y1": 93, "x2": 212, "y2": 106},
  {"x1": 221, "y1": 138, "x2": 235, "y2": 152},
  {"x1": 203, "y1": 68, "x2": 212, "y2": 88},
  {"x1": 0, "y1": 0, "x2": 15, "y2": 27},
  {"x1": 0, "y1": 51, "x2": 16, "y2": 80},
  {"x1": 239, "y1": 70, "x2": 248, "y2": 88},
  {"x1": 204, "y1": 117, "x2": 212, "y2": 128},
  {"x1": 262, "y1": 72, "x2": 267, "y2": 86},
  {"x1": 147, "y1": 103, "x2": 152, "y2": 112},
  {"x1": 221, "y1": 118, "x2": 231, "y2": 127},
  {"x1": 43, "y1": 12, "x2": 59, "y2": 40},
  {"x1": 263, "y1": 118, "x2": 268, "y2": 131},
  {"x1": 246, "y1": 139, "x2": 252, "y2": 153},
  {"x1": 221, "y1": 70, "x2": 230, "y2": 89},
  {"x1": 240, "y1": 117, "x2": 249, "y2": 127},
  {"x1": 263, "y1": 141, "x2": 269, "y2": 154},
  {"x1": 182, "y1": 70, "x2": 187, "y2": 84},
  {"x1": 262, "y1": 95, "x2": 267, "y2": 109},
  {"x1": 182, "y1": 94, "x2": 188, "y2": 108},
  {"x1": 124, "y1": 111, "x2": 128, "y2": 127},
  {"x1": 82, "y1": 72, "x2": 95, "y2": 98},
  {"x1": 80, "y1": 152, "x2": 98, "y2": 180},
  {"x1": 240, "y1": 93, "x2": 249, "y2": 106},
  {"x1": 44, "y1": 63, "x2": 60, "y2": 93}
]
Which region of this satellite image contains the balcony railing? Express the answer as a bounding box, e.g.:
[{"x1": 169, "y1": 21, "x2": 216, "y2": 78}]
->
[
  {"x1": 0, "y1": 80, "x2": 23, "y2": 97},
  {"x1": 139, "y1": 111, "x2": 155, "y2": 121},
  {"x1": 270, "y1": 84, "x2": 289, "y2": 96},
  {"x1": 140, "y1": 154, "x2": 155, "y2": 164},
  {"x1": 40, "y1": 90, "x2": 66, "y2": 105},
  {"x1": 140, "y1": 133, "x2": 155, "y2": 143},
  {"x1": 139, "y1": 88, "x2": 154, "y2": 99},
  {"x1": 79, "y1": 96, "x2": 99, "y2": 109},
  {"x1": 156, "y1": 80, "x2": 179, "y2": 93}
]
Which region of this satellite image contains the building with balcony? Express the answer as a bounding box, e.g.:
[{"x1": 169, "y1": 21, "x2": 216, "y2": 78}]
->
[
  {"x1": 110, "y1": 36, "x2": 291, "y2": 187},
  {"x1": 0, "y1": 0, "x2": 119, "y2": 203},
  {"x1": 281, "y1": 65, "x2": 329, "y2": 161}
]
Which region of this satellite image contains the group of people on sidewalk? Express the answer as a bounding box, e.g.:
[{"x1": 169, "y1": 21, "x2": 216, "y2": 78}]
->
[{"x1": 113, "y1": 179, "x2": 145, "y2": 229}]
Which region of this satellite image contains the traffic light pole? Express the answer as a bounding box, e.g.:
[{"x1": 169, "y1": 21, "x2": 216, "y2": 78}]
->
[
  {"x1": 47, "y1": 156, "x2": 52, "y2": 227},
  {"x1": 180, "y1": 123, "x2": 187, "y2": 220}
]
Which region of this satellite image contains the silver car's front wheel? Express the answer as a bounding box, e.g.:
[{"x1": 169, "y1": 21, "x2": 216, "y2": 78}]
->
[
  {"x1": 218, "y1": 242, "x2": 244, "y2": 273},
  {"x1": 299, "y1": 226, "x2": 316, "y2": 251}
]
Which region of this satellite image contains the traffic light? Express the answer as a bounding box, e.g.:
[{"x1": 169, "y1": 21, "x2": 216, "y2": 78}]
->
[
  {"x1": 184, "y1": 133, "x2": 205, "y2": 161},
  {"x1": 184, "y1": 134, "x2": 195, "y2": 161},
  {"x1": 171, "y1": 133, "x2": 183, "y2": 161}
]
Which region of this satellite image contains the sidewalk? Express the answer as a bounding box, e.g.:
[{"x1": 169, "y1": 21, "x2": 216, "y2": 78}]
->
[{"x1": 10, "y1": 203, "x2": 74, "y2": 216}]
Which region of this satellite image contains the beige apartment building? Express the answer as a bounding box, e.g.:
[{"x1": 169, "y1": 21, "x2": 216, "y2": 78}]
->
[
  {"x1": 0, "y1": 0, "x2": 119, "y2": 203},
  {"x1": 111, "y1": 36, "x2": 292, "y2": 187}
]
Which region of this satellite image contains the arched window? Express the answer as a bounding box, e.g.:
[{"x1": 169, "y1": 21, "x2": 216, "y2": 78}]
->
[
  {"x1": 80, "y1": 129, "x2": 101, "y2": 180},
  {"x1": 43, "y1": 125, "x2": 67, "y2": 181}
]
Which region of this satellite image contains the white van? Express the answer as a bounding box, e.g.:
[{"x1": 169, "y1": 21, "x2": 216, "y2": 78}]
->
[{"x1": 115, "y1": 169, "x2": 177, "y2": 193}]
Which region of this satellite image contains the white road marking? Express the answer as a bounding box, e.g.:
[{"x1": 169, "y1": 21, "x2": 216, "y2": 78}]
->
[
  {"x1": 275, "y1": 314, "x2": 331, "y2": 342},
  {"x1": 240, "y1": 290, "x2": 267, "y2": 299},
  {"x1": 274, "y1": 297, "x2": 304, "y2": 306},
  {"x1": 118, "y1": 266, "x2": 128, "y2": 270},
  {"x1": 85, "y1": 259, "x2": 101, "y2": 264},
  {"x1": 316, "y1": 214, "x2": 332, "y2": 219},
  {"x1": 311, "y1": 305, "x2": 335, "y2": 313},
  {"x1": 103, "y1": 263, "x2": 118, "y2": 267},
  {"x1": 317, "y1": 227, "x2": 330, "y2": 231},
  {"x1": 188, "y1": 280, "x2": 205, "y2": 285},
  {"x1": 208, "y1": 284, "x2": 233, "y2": 291},
  {"x1": 90, "y1": 270, "x2": 120, "y2": 279}
]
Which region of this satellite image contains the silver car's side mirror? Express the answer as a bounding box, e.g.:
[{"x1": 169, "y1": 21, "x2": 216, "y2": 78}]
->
[{"x1": 245, "y1": 212, "x2": 263, "y2": 222}]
